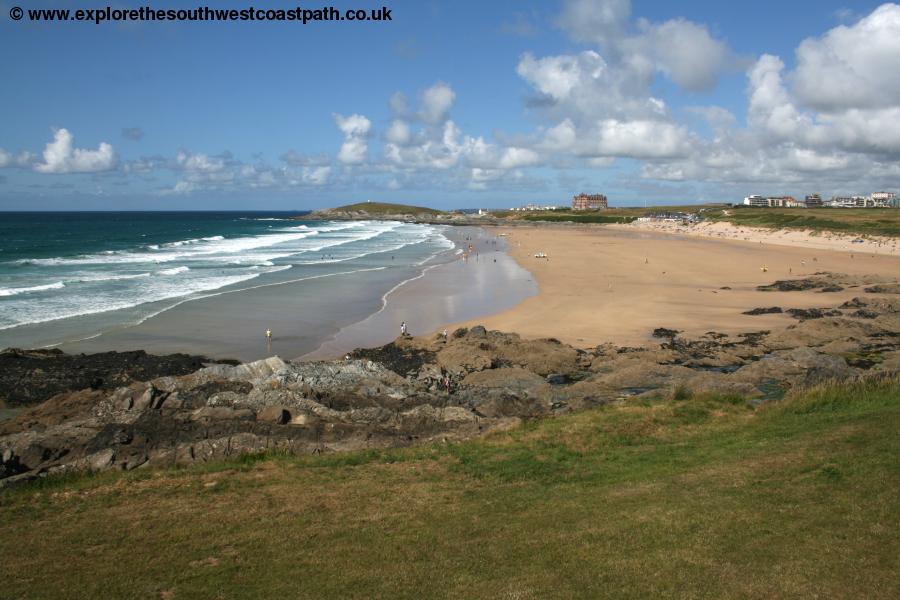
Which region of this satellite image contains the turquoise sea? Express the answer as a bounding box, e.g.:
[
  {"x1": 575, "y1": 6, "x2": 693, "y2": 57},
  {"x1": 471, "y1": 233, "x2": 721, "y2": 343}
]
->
[{"x1": 0, "y1": 212, "x2": 458, "y2": 354}]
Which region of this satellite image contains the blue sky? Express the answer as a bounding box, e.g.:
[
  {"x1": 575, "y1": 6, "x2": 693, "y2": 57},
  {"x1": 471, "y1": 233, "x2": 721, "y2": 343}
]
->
[{"x1": 1, "y1": 0, "x2": 897, "y2": 209}]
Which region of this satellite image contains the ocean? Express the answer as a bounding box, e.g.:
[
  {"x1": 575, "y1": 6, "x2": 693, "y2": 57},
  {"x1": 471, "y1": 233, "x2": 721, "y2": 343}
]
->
[{"x1": 0, "y1": 212, "x2": 464, "y2": 356}]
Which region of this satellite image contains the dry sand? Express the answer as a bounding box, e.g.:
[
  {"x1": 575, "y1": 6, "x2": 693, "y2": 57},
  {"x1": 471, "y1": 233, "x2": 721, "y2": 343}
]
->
[
  {"x1": 616, "y1": 219, "x2": 900, "y2": 255},
  {"x1": 456, "y1": 225, "x2": 900, "y2": 348}
]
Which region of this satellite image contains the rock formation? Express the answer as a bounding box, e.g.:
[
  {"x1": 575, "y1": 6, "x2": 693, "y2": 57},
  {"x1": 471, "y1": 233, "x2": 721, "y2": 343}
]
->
[{"x1": 1, "y1": 275, "x2": 898, "y2": 487}]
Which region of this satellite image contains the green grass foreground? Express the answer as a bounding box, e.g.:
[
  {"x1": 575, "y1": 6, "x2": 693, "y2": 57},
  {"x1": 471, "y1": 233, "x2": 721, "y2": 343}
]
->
[
  {"x1": 2, "y1": 377, "x2": 899, "y2": 599},
  {"x1": 705, "y1": 207, "x2": 900, "y2": 237}
]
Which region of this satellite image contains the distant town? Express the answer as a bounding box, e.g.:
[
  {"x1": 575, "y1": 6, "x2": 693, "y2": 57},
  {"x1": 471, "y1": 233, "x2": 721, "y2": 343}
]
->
[
  {"x1": 742, "y1": 192, "x2": 898, "y2": 208},
  {"x1": 504, "y1": 190, "x2": 898, "y2": 212},
  {"x1": 509, "y1": 193, "x2": 609, "y2": 212}
]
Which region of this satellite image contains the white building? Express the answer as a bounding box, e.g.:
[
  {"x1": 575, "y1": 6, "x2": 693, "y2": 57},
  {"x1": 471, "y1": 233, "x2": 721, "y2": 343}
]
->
[
  {"x1": 743, "y1": 195, "x2": 802, "y2": 207},
  {"x1": 743, "y1": 195, "x2": 768, "y2": 207},
  {"x1": 509, "y1": 203, "x2": 563, "y2": 211}
]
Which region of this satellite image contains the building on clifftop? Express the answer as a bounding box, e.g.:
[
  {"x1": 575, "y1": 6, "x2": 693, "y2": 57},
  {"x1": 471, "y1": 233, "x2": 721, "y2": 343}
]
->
[{"x1": 572, "y1": 193, "x2": 608, "y2": 210}]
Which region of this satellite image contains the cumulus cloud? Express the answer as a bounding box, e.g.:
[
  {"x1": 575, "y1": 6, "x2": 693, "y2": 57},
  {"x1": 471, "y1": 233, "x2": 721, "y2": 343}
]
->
[
  {"x1": 498, "y1": 147, "x2": 540, "y2": 169},
  {"x1": 333, "y1": 113, "x2": 372, "y2": 164},
  {"x1": 635, "y1": 18, "x2": 734, "y2": 92},
  {"x1": 0, "y1": 149, "x2": 32, "y2": 168},
  {"x1": 555, "y1": 0, "x2": 737, "y2": 92},
  {"x1": 556, "y1": 0, "x2": 630, "y2": 46},
  {"x1": 793, "y1": 3, "x2": 900, "y2": 111},
  {"x1": 385, "y1": 119, "x2": 411, "y2": 145},
  {"x1": 628, "y1": 4, "x2": 900, "y2": 195},
  {"x1": 33, "y1": 129, "x2": 116, "y2": 174},
  {"x1": 175, "y1": 149, "x2": 228, "y2": 173},
  {"x1": 419, "y1": 82, "x2": 456, "y2": 124}
]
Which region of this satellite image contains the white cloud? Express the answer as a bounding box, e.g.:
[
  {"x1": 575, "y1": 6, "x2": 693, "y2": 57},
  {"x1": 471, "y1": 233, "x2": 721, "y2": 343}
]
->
[
  {"x1": 33, "y1": 129, "x2": 116, "y2": 174},
  {"x1": 385, "y1": 119, "x2": 411, "y2": 145},
  {"x1": 419, "y1": 82, "x2": 456, "y2": 123},
  {"x1": 175, "y1": 149, "x2": 227, "y2": 173},
  {"x1": 793, "y1": 3, "x2": 900, "y2": 111},
  {"x1": 0, "y1": 149, "x2": 29, "y2": 168},
  {"x1": 594, "y1": 119, "x2": 692, "y2": 158},
  {"x1": 554, "y1": 0, "x2": 737, "y2": 92},
  {"x1": 301, "y1": 166, "x2": 331, "y2": 186},
  {"x1": 556, "y1": 0, "x2": 629, "y2": 46},
  {"x1": 636, "y1": 17, "x2": 733, "y2": 92},
  {"x1": 333, "y1": 113, "x2": 372, "y2": 164},
  {"x1": 499, "y1": 147, "x2": 540, "y2": 168}
]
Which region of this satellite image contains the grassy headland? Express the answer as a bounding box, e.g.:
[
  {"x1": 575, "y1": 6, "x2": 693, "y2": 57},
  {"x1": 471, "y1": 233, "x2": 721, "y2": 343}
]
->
[
  {"x1": 313, "y1": 201, "x2": 446, "y2": 217},
  {"x1": 306, "y1": 201, "x2": 900, "y2": 238},
  {"x1": 3, "y1": 376, "x2": 898, "y2": 599},
  {"x1": 703, "y1": 207, "x2": 900, "y2": 237}
]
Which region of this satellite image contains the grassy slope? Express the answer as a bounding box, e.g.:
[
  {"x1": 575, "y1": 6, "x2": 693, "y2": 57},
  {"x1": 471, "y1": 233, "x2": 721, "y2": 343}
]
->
[
  {"x1": 327, "y1": 202, "x2": 445, "y2": 216},
  {"x1": 2, "y1": 377, "x2": 898, "y2": 599},
  {"x1": 495, "y1": 204, "x2": 725, "y2": 224},
  {"x1": 705, "y1": 207, "x2": 900, "y2": 237}
]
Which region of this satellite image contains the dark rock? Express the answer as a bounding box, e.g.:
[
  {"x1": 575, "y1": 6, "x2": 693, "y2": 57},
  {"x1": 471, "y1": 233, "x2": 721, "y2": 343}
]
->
[
  {"x1": 546, "y1": 374, "x2": 569, "y2": 385},
  {"x1": 864, "y1": 284, "x2": 900, "y2": 294},
  {"x1": 469, "y1": 325, "x2": 488, "y2": 338},
  {"x1": 743, "y1": 307, "x2": 783, "y2": 315},
  {"x1": 819, "y1": 285, "x2": 845, "y2": 293},
  {"x1": 852, "y1": 309, "x2": 880, "y2": 319},
  {"x1": 841, "y1": 298, "x2": 868, "y2": 308},
  {"x1": 786, "y1": 308, "x2": 842, "y2": 320},
  {"x1": 349, "y1": 342, "x2": 436, "y2": 378},
  {"x1": 0, "y1": 348, "x2": 214, "y2": 408},
  {"x1": 652, "y1": 328, "x2": 680, "y2": 339},
  {"x1": 452, "y1": 327, "x2": 468, "y2": 338},
  {"x1": 757, "y1": 278, "x2": 832, "y2": 292}
]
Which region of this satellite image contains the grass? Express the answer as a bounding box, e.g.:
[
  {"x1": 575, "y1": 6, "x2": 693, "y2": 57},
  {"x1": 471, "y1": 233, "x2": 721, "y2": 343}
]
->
[
  {"x1": 704, "y1": 207, "x2": 900, "y2": 237},
  {"x1": 2, "y1": 376, "x2": 898, "y2": 599},
  {"x1": 326, "y1": 202, "x2": 446, "y2": 216},
  {"x1": 495, "y1": 204, "x2": 725, "y2": 222}
]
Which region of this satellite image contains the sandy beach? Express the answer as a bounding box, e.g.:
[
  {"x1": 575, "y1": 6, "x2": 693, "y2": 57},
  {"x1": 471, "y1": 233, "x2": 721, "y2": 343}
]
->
[
  {"x1": 616, "y1": 219, "x2": 900, "y2": 255},
  {"x1": 457, "y1": 224, "x2": 900, "y2": 347}
]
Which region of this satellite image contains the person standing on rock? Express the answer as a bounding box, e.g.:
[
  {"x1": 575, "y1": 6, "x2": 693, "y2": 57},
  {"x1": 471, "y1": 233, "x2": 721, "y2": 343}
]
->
[
  {"x1": 400, "y1": 321, "x2": 407, "y2": 337},
  {"x1": 265, "y1": 328, "x2": 272, "y2": 340}
]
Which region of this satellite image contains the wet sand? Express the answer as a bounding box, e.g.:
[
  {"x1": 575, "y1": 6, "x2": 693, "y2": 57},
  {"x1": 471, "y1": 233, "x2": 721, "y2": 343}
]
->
[
  {"x1": 61, "y1": 227, "x2": 535, "y2": 362},
  {"x1": 301, "y1": 230, "x2": 535, "y2": 359},
  {"x1": 455, "y1": 225, "x2": 900, "y2": 348}
]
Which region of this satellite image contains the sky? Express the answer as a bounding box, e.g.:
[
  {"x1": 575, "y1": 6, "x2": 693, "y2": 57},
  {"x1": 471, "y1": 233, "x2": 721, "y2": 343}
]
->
[{"x1": 0, "y1": 0, "x2": 898, "y2": 210}]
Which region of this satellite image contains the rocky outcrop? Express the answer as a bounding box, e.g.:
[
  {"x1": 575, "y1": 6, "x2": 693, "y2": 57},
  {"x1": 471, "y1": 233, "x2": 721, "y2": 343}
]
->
[
  {"x1": 2, "y1": 273, "x2": 900, "y2": 487},
  {"x1": 0, "y1": 348, "x2": 225, "y2": 408}
]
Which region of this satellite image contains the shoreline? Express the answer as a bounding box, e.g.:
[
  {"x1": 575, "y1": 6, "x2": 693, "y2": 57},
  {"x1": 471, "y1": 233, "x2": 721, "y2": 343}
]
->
[
  {"x1": 19, "y1": 225, "x2": 534, "y2": 363},
  {"x1": 300, "y1": 227, "x2": 536, "y2": 360}
]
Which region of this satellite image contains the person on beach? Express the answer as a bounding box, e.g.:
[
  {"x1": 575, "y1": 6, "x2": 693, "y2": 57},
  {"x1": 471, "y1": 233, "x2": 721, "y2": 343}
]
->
[
  {"x1": 400, "y1": 321, "x2": 407, "y2": 336},
  {"x1": 442, "y1": 328, "x2": 448, "y2": 339}
]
